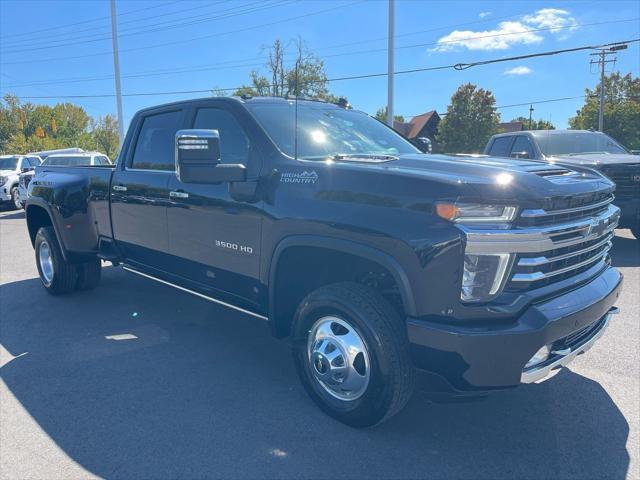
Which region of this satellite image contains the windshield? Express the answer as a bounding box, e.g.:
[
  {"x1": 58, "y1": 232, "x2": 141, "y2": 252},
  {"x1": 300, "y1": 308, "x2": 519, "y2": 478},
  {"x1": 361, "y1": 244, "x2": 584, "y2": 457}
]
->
[
  {"x1": 0, "y1": 157, "x2": 19, "y2": 170},
  {"x1": 44, "y1": 155, "x2": 92, "y2": 166},
  {"x1": 246, "y1": 102, "x2": 419, "y2": 160},
  {"x1": 534, "y1": 131, "x2": 628, "y2": 156}
]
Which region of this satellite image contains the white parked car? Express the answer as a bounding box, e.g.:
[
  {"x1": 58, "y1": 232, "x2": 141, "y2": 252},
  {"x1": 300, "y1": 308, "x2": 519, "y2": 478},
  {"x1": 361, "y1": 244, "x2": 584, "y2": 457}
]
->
[
  {"x1": 19, "y1": 152, "x2": 111, "y2": 207},
  {"x1": 1, "y1": 155, "x2": 42, "y2": 210}
]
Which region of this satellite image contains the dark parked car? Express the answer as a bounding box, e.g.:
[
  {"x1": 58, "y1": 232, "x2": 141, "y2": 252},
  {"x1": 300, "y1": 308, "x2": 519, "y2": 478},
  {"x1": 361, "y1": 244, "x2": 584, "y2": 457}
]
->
[
  {"x1": 26, "y1": 97, "x2": 622, "y2": 426},
  {"x1": 485, "y1": 130, "x2": 640, "y2": 239}
]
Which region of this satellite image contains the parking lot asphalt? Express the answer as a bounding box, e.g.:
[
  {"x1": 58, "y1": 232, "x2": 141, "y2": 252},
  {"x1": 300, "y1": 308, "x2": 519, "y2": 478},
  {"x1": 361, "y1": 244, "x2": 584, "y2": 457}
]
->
[{"x1": 0, "y1": 207, "x2": 638, "y2": 480}]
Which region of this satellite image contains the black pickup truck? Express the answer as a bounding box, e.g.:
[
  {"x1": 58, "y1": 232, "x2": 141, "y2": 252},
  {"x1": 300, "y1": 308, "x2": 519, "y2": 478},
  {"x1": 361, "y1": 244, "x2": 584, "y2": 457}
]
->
[{"x1": 26, "y1": 97, "x2": 623, "y2": 427}]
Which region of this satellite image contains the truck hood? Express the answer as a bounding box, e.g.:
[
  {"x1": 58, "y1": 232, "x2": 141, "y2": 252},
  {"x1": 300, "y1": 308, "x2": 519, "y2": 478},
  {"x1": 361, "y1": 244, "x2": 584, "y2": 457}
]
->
[
  {"x1": 0, "y1": 169, "x2": 17, "y2": 176},
  {"x1": 340, "y1": 153, "x2": 614, "y2": 206},
  {"x1": 548, "y1": 153, "x2": 640, "y2": 167}
]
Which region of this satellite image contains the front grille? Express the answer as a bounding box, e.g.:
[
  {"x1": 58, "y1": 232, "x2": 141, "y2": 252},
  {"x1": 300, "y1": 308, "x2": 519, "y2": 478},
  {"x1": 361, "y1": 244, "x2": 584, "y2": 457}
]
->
[
  {"x1": 517, "y1": 192, "x2": 614, "y2": 227},
  {"x1": 601, "y1": 163, "x2": 640, "y2": 201},
  {"x1": 505, "y1": 199, "x2": 620, "y2": 291}
]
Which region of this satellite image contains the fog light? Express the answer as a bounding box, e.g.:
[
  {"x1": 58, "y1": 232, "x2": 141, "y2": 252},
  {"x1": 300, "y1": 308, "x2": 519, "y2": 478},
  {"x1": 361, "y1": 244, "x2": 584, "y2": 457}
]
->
[{"x1": 525, "y1": 345, "x2": 550, "y2": 369}]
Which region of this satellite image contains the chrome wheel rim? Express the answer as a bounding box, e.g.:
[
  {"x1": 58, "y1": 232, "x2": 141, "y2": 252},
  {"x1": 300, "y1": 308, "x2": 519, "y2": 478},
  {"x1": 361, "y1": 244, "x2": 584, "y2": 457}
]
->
[
  {"x1": 307, "y1": 316, "x2": 370, "y2": 401},
  {"x1": 12, "y1": 188, "x2": 21, "y2": 209},
  {"x1": 39, "y1": 240, "x2": 54, "y2": 285}
]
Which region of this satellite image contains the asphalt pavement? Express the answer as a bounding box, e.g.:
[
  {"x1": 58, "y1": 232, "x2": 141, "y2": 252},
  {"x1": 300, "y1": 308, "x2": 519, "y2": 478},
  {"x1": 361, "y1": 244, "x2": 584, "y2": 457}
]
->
[{"x1": 1, "y1": 207, "x2": 638, "y2": 480}]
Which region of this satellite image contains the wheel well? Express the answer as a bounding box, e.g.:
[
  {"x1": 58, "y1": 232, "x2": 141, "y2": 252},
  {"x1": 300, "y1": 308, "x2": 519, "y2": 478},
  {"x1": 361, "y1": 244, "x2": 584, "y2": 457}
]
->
[
  {"x1": 26, "y1": 205, "x2": 52, "y2": 247},
  {"x1": 271, "y1": 246, "x2": 405, "y2": 338}
]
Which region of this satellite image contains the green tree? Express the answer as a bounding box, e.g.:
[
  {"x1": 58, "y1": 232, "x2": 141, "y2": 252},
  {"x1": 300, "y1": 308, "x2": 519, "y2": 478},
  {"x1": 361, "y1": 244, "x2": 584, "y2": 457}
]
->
[
  {"x1": 437, "y1": 83, "x2": 500, "y2": 153},
  {"x1": 569, "y1": 72, "x2": 640, "y2": 150},
  {"x1": 90, "y1": 114, "x2": 120, "y2": 159},
  {"x1": 374, "y1": 107, "x2": 405, "y2": 123},
  {"x1": 508, "y1": 116, "x2": 555, "y2": 130},
  {"x1": 233, "y1": 38, "x2": 336, "y2": 100}
]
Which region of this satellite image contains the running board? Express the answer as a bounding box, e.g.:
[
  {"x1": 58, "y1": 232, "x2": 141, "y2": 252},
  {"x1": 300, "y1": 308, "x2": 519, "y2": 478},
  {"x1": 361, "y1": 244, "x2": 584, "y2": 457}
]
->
[{"x1": 122, "y1": 265, "x2": 268, "y2": 321}]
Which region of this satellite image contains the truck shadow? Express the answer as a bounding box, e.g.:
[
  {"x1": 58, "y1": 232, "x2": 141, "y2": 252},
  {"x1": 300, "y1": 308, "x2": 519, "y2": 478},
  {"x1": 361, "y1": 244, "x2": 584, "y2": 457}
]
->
[
  {"x1": 0, "y1": 267, "x2": 631, "y2": 479},
  {"x1": 611, "y1": 230, "x2": 640, "y2": 268}
]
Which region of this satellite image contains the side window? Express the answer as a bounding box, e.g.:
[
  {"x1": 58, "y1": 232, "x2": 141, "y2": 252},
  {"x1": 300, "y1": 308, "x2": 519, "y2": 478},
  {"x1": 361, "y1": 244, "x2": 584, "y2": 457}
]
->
[
  {"x1": 193, "y1": 108, "x2": 250, "y2": 165},
  {"x1": 131, "y1": 110, "x2": 182, "y2": 170},
  {"x1": 96, "y1": 156, "x2": 110, "y2": 165},
  {"x1": 488, "y1": 137, "x2": 513, "y2": 157},
  {"x1": 29, "y1": 157, "x2": 41, "y2": 166},
  {"x1": 510, "y1": 136, "x2": 535, "y2": 159}
]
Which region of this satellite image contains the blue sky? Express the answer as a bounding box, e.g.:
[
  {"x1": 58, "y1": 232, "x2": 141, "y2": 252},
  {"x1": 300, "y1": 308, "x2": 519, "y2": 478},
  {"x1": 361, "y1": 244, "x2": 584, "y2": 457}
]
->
[{"x1": 1, "y1": 0, "x2": 638, "y2": 130}]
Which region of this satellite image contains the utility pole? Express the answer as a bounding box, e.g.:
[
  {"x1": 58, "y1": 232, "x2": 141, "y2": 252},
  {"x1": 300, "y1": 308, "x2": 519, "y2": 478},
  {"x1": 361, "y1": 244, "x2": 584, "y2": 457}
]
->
[
  {"x1": 589, "y1": 44, "x2": 627, "y2": 132},
  {"x1": 386, "y1": 0, "x2": 394, "y2": 127},
  {"x1": 110, "y1": 0, "x2": 124, "y2": 147},
  {"x1": 528, "y1": 104, "x2": 534, "y2": 130}
]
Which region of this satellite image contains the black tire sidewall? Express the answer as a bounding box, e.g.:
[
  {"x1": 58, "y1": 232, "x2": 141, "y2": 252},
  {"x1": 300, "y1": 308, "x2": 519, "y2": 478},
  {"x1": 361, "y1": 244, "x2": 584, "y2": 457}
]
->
[
  {"x1": 292, "y1": 288, "x2": 402, "y2": 427},
  {"x1": 34, "y1": 227, "x2": 75, "y2": 293}
]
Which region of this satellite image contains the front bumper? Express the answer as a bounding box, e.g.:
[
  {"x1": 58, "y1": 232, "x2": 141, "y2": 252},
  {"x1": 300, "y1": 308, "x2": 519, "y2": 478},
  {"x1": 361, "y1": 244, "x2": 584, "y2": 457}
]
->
[
  {"x1": 407, "y1": 266, "x2": 623, "y2": 392},
  {"x1": 0, "y1": 185, "x2": 11, "y2": 201}
]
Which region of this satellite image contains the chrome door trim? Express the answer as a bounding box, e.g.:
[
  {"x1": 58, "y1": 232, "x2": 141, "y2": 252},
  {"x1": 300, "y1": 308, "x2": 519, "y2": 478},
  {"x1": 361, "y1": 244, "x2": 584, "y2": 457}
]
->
[
  {"x1": 122, "y1": 265, "x2": 268, "y2": 321},
  {"x1": 112, "y1": 185, "x2": 127, "y2": 192}
]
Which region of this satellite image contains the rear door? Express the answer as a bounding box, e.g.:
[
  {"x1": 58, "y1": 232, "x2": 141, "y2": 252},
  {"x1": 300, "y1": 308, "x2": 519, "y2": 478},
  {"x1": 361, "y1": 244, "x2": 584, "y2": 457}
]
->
[
  {"x1": 111, "y1": 107, "x2": 186, "y2": 271},
  {"x1": 166, "y1": 104, "x2": 264, "y2": 308}
]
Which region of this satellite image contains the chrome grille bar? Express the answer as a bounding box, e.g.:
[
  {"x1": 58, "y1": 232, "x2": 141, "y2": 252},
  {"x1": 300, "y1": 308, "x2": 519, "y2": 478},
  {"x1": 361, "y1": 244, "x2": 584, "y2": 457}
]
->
[
  {"x1": 520, "y1": 194, "x2": 614, "y2": 218},
  {"x1": 517, "y1": 234, "x2": 614, "y2": 267},
  {"x1": 511, "y1": 244, "x2": 611, "y2": 282}
]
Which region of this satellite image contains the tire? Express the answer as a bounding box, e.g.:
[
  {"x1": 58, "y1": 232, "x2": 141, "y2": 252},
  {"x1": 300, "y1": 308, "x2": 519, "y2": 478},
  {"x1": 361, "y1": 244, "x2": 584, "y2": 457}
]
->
[
  {"x1": 291, "y1": 282, "x2": 415, "y2": 428},
  {"x1": 76, "y1": 258, "x2": 102, "y2": 290},
  {"x1": 10, "y1": 186, "x2": 21, "y2": 210},
  {"x1": 34, "y1": 226, "x2": 77, "y2": 295}
]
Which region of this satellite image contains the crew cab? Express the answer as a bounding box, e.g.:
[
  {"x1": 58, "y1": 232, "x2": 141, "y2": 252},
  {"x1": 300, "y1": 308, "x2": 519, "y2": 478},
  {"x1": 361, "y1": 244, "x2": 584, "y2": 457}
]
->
[
  {"x1": 0, "y1": 154, "x2": 42, "y2": 210},
  {"x1": 26, "y1": 97, "x2": 623, "y2": 427},
  {"x1": 485, "y1": 130, "x2": 640, "y2": 239}
]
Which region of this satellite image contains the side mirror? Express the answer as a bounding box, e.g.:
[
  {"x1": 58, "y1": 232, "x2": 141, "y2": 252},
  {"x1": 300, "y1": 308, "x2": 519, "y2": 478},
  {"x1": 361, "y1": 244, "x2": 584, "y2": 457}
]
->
[
  {"x1": 510, "y1": 151, "x2": 530, "y2": 159},
  {"x1": 175, "y1": 129, "x2": 246, "y2": 184}
]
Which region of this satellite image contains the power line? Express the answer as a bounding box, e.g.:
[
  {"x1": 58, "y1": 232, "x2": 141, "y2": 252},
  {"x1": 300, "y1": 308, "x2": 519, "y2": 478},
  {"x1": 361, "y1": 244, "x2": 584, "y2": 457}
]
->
[
  {"x1": 1, "y1": 0, "x2": 291, "y2": 54},
  {"x1": 0, "y1": 1, "x2": 231, "y2": 48},
  {"x1": 0, "y1": 0, "x2": 183, "y2": 41},
  {"x1": 0, "y1": 1, "x2": 365, "y2": 66},
  {"x1": 3, "y1": 16, "x2": 635, "y2": 88},
  {"x1": 5, "y1": 38, "x2": 637, "y2": 100}
]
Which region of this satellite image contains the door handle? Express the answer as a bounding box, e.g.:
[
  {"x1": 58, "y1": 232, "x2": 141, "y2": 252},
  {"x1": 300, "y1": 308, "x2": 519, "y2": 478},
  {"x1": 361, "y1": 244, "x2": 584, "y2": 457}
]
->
[
  {"x1": 112, "y1": 185, "x2": 127, "y2": 192},
  {"x1": 169, "y1": 191, "x2": 189, "y2": 199}
]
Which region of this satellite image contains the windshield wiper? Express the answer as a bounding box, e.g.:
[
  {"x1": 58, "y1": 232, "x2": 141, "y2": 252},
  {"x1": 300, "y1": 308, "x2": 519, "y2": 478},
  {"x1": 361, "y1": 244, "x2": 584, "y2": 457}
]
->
[{"x1": 332, "y1": 153, "x2": 399, "y2": 163}]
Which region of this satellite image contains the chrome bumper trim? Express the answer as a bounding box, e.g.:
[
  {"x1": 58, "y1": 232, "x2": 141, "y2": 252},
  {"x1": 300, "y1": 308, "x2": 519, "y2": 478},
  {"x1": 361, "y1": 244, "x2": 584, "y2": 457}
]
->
[{"x1": 520, "y1": 307, "x2": 619, "y2": 384}]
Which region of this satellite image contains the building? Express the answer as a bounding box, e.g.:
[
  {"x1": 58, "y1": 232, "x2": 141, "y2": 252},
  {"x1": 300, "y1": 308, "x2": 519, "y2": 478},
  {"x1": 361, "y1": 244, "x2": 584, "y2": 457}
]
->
[
  {"x1": 498, "y1": 121, "x2": 524, "y2": 133},
  {"x1": 393, "y1": 111, "x2": 441, "y2": 143}
]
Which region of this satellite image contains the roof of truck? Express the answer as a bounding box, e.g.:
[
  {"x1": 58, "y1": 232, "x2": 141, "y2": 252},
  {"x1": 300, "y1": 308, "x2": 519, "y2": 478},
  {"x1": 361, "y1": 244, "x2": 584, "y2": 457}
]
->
[{"x1": 134, "y1": 95, "x2": 345, "y2": 115}]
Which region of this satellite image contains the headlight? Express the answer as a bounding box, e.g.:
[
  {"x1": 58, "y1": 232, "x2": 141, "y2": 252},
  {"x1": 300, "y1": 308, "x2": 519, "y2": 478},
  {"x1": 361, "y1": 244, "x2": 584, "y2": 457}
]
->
[
  {"x1": 437, "y1": 203, "x2": 517, "y2": 223},
  {"x1": 0, "y1": 176, "x2": 8, "y2": 185},
  {"x1": 461, "y1": 253, "x2": 512, "y2": 302}
]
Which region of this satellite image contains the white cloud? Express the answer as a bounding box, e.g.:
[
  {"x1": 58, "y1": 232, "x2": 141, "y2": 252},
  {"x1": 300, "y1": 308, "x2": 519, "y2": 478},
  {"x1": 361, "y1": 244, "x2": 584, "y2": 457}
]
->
[
  {"x1": 479, "y1": 11, "x2": 492, "y2": 19},
  {"x1": 504, "y1": 66, "x2": 532, "y2": 75},
  {"x1": 433, "y1": 8, "x2": 577, "y2": 51}
]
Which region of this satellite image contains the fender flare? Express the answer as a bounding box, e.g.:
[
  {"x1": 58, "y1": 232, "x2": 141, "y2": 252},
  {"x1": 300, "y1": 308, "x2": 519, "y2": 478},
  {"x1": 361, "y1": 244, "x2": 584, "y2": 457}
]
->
[
  {"x1": 267, "y1": 235, "x2": 417, "y2": 335},
  {"x1": 26, "y1": 198, "x2": 70, "y2": 263}
]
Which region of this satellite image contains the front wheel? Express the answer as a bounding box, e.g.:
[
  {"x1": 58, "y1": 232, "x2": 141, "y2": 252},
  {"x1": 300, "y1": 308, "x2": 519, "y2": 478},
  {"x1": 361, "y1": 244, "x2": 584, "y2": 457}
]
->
[
  {"x1": 10, "y1": 186, "x2": 22, "y2": 210},
  {"x1": 291, "y1": 282, "x2": 414, "y2": 428},
  {"x1": 35, "y1": 226, "x2": 77, "y2": 294}
]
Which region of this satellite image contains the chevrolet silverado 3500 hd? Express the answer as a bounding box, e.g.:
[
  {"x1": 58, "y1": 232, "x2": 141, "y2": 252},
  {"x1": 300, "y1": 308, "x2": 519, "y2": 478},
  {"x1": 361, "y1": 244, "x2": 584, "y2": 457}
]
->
[{"x1": 26, "y1": 97, "x2": 622, "y2": 427}]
